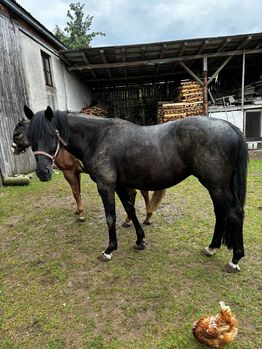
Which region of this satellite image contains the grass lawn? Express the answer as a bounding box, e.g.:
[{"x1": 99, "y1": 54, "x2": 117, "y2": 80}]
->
[{"x1": 0, "y1": 160, "x2": 261, "y2": 349}]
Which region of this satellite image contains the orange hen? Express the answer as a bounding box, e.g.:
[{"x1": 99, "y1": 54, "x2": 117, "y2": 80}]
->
[{"x1": 192, "y1": 301, "x2": 238, "y2": 348}]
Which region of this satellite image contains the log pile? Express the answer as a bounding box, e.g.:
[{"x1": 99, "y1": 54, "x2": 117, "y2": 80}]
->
[
  {"x1": 178, "y1": 80, "x2": 203, "y2": 103},
  {"x1": 80, "y1": 104, "x2": 110, "y2": 117},
  {"x1": 158, "y1": 80, "x2": 204, "y2": 123}
]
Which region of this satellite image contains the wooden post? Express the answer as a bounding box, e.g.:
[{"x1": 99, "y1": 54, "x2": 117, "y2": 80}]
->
[
  {"x1": 241, "y1": 51, "x2": 246, "y2": 112},
  {"x1": 241, "y1": 51, "x2": 246, "y2": 135},
  {"x1": 203, "y1": 55, "x2": 208, "y2": 115}
]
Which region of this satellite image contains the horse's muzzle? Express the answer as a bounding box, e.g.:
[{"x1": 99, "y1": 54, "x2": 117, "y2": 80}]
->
[{"x1": 36, "y1": 167, "x2": 52, "y2": 182}]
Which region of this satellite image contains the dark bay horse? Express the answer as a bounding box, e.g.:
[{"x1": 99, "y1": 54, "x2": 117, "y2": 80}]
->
[
  {"x1": 12, "y1": 112, "x2": 165, "y2": 224},
  {"x1": 25, "y1": 106, "x2": 248, "y2": 272}
]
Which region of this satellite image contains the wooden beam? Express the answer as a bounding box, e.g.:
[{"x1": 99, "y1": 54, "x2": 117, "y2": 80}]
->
[
  {"x1": 140, "y1": 45, "x2": 146, "y2": 60},
  {"x1": 171, "y1": 42, "x2": 187, "y2": 72},
  {"x1": 207, "y1": 55, "x2": 233, "y2": 86},
  {"x1": 241, "y1": 51, "x2": 246, "y2": 112},
  {"x1": 207, "y1": 35, "x2": 252, "y2": 86},
  {"x1": 68, "y1": 47, "x2": 262, "y2": 71},
  {"x1": 155, "y1": 44, "x2": 167, "y2": 74},
  {"x1": 203, "y1": 56, "x2": 208, "y2": 115},
  {"x1": 81, "y1": 53, "x2": 97, "y2": 79},
  {"x1": 100, "y1": 49, "x2": 111, "y2": 78},
  {"x1": 59, "y1": 53, "x2": 72, "y2": 67},
  {"x1": 179, "y1": 61, "x2": 203, "y2": 86},
  {"x1": 208, "y1": 38, "x2": 231, "y2": 65},
  {"x1": 121, "y1": 48, "x2": 127, "y2": 78},
  {"x1": 188, "y1": 40, "x2": 209, "y2": 68},
  {"x1": 216, "y1": 37, "x2": 231, "y2": 53},
  {"x1": 197, "y1": 40, "x2": 209, "y2": 55}
]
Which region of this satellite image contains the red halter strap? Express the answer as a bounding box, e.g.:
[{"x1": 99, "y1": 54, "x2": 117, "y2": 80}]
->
[{"x1": 33, "y1": 130, "x2": 66, "y2": 163}]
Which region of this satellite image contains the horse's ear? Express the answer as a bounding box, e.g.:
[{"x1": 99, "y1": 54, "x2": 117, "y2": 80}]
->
[
  {"x1": 24, "y1": 105, "x2": 34, "y2": 120},
  {"x1": 45, "y1": 106, "x2": 54, "y2": 121}
]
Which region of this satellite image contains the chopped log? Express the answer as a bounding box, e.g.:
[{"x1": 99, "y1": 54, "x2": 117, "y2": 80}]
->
[
  {"x1": 3, "y1": 176, "x2": 30, "y2": 186},
  {"x1": 80, "y1": 104, "x2": 110, "y2": 117}
]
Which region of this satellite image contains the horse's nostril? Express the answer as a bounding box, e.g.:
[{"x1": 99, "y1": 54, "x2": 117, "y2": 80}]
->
[{"x1": 46, "y1": 167, "x2": 51, "y2": 176}]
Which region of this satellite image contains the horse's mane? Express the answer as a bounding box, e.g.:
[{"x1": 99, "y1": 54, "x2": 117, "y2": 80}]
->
[{"x1": 28, "y1": 110, "x2": 69, "y2": 143}]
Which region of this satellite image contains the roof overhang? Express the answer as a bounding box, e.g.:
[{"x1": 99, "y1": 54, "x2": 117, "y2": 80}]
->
[
  {"x1": 60, "y1": 32, "x2": 262, "y2": 88},
  {"x1": 2, "y1": 0, "x2": 67, "y2": 50}
]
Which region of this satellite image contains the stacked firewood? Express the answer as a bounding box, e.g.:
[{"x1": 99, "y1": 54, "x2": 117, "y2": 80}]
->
[
  {"x1": 178, "y1": 80, "x2": 203, "y2": 103},
  {"x1": 80, "y1": 104, "x2": 110, "y2": 117},
  {"x1": 158, "y1": 80, "x2": 204, "y2": 123}
]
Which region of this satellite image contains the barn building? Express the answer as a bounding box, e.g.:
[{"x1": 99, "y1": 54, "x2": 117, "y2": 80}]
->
[
  {"x1": 0, "y1": 0, "x2": 91, "y2": 181},
  {"x1": 0, "y1": 0, "x2": 262, "y2": 184}
]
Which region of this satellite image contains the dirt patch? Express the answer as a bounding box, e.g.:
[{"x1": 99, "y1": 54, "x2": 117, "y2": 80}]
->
[{"x1": 249, "y1": 149, "x2": 262, "y2": 160}]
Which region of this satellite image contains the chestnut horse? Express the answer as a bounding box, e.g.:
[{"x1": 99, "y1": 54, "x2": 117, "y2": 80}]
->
[{"x1": 12, "y1": 114, "x2": 165, "y2": 224}]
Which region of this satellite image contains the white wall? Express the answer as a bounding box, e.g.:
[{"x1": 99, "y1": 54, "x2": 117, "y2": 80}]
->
[
  {"x1": 209, "y1": 110, "x2": 243, "y2": 132},
  {"x1": 20, "y1": 31, "x2": 92, "y2": 113}
]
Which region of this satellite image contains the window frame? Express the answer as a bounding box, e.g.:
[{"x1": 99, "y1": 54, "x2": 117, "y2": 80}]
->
[
  {"x1": 41, "y1": 51, "x2": 53, "y2": 87},
  {"x1": 245, "y1": 109, "x2": 262, "y2": 141}
]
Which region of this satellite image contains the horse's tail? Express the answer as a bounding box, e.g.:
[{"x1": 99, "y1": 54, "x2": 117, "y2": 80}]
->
[
  {"x1": 223, "y1": 124, "x2": 248, "y2": 248},
  {"x1": 148, "y1": 189, "x2": 166, "y2": 213},
  {"x1": 231, "y1": 125, "x2": 248, "y2": 208}
]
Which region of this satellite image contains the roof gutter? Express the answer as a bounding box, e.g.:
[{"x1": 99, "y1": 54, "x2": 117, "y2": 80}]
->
[{"x1": 1, "y1": 0, "x2": 67, "y2": 50}]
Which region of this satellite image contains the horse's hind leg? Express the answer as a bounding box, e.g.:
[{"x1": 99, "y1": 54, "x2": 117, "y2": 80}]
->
[
  {"x1": 122, "y1": 189, "x2": 137, "y2": 227},
  {"x1": 204, "y1": 197, "x2": 226, "y2": 257},
  {"x1": 140, "y1": 190, "x2": 151, "y2": 225},
  {"x1": 224, "y1": 200, "x2": 245, "y2": 273},
  {"x1": 63, "y1": 170, "x2": 84, "y2": 221},
  {"x1": 117, "y1": 186, "x2": 145, "y2": 250},
  {"x1": 207, "y1": 188, "x2": 244, "y2": 272},
  {"x1": 142, "y1": 189, "x2": 166, "y2": 225}
]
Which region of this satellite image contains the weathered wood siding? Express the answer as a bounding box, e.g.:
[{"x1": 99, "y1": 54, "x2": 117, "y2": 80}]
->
[{"x1": 0, "y1": 14, "x2": 35, "y2": 181}]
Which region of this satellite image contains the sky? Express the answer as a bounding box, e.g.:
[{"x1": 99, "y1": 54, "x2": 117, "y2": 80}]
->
[{"x1": 16, "y1": 0, "x2": 262, "y2": 47}]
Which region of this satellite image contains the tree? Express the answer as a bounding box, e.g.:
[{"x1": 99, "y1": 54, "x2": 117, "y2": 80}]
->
[{"x1": 54, "y1": 2, "x2": 105, "y2": 49}]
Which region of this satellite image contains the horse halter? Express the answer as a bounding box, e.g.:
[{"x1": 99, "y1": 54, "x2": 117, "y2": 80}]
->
[{"x1": 33, "y1": 130, "x2": 67, "y2": 163}]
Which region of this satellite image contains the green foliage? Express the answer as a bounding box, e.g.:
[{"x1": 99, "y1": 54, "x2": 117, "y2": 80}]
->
[{"x1": 53, "y1": 2, "x2": 105, "y2": 49}]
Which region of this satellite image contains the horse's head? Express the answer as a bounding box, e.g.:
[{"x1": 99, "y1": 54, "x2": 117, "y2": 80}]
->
[
  {"x1": 27, "y1": 106, "x2": 61, "y2": 182},
  {"x1": 12, "y1": 116, "x2": 31, "y2": 155}
]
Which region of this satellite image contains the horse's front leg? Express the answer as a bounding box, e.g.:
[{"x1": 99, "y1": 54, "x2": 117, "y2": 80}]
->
[
  {"x1": 116, "y1": 186, "x2": 146, "y2": 250},
  {"x1": 63, "y1": 170, "x2": 84, "y2": 221},
  {"x1": 97, "y1": 182, "x2": 118, "y2": 261}
]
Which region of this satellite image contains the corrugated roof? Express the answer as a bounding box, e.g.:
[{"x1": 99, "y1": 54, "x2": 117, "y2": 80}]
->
[{"x1": 60, "y1": 32, "x2": 262, "y2": 88}]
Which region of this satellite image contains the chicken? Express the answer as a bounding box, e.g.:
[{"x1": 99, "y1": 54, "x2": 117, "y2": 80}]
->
[{"x1": 192, "y1": 301, "x2": 238, "y2": 348}]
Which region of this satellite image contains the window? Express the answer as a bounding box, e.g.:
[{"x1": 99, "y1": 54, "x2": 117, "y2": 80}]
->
[
  {"x1": 41, "y1": 51, "x2": 53, "y2": 86},
  {"x1": 245, "y1": 110, "x2": 262, "y2": 141}
]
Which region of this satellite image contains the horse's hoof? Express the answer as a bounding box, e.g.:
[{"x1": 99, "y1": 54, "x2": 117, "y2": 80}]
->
[
  {"x1": 143, "y1": 220, "x2": 151, "y2": 226},
  {"x1": 203, "y1": 246, "x2": 216, "y2": 256},
  {"x1": 134, "y1": 241, "x2": 146, "y2": 250},
  {"x1": 224, "y1": 262, "x2": 241, "y2": 273},
  {"x1": 122, "y1": 222, "x2": 132, "y2": 228},
  {"x1": 78, "y1": 216, "x2": 85, "y2": 222},
  {"x1": 98, "y1": 252, "x2": 112, "y2": 262}
]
